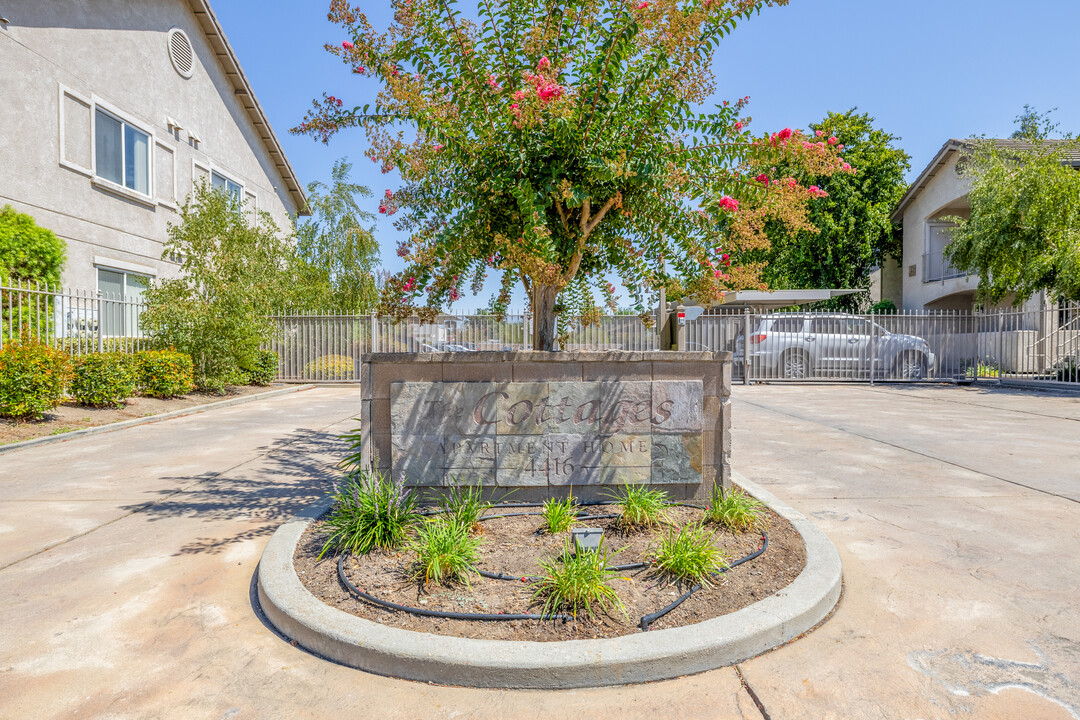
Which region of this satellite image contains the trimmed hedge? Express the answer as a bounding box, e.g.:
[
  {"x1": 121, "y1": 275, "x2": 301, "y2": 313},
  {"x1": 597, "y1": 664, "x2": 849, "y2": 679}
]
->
[
  {"x1": 138, "y1": 350, "x2": 194, "y2": 398},
  {"x1": 0, "y1": 338, "x2": 71, "y2": 419},
  {"x1": 70, "y1": 352, "x2": 137, "y2": 408},
  {"x1": 304, "y1": 354, "x2": 354, "y2": 380},
  {"x1": 243, "y1": 349, "x2": 278, "y2": 386}
]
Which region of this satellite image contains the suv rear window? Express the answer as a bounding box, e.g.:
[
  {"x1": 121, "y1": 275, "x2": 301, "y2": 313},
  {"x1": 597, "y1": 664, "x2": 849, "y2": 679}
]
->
[{"x1": 769, "y1": 316, "x2": 806, "y2": 333}]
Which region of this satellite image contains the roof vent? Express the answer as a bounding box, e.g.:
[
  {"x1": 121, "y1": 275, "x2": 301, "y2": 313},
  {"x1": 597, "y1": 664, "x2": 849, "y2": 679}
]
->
[{"x1": 167, "y1": 28, "x2": 194, "y2": 78}]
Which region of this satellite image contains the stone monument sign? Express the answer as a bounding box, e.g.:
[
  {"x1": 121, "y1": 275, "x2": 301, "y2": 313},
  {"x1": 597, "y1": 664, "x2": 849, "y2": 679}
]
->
[{"x1": 390, "y1": 380, "x2": 703, "y2": 487}]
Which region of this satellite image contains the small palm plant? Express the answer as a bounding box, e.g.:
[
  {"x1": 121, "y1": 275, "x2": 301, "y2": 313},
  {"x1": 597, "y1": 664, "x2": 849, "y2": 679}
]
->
[
  {"x1": 649, "y1": 523, "x2": 729, "y2": 587},
  {"x1": 610, "y1": 484, "x2": 670, "y2": 530},
  {"x1": 531, "y1": 539, "x2": 626, "y2": 619},
  {"x1": 540, "y1": 495, "x2": 578, "y2": 534},
  {"x1": 705, "y1": 485, "x2": 767, "y2": 533},
  {"x1": 408, "y1": 519, "x2": 482, "y2": 587},
  {"x1": 318, "y1": 470, "x2": 419, "y2": 558}
]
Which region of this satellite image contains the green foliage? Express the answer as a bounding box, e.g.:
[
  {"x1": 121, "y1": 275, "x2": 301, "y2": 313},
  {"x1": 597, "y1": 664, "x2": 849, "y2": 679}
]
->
[
  {"x1": 296, "y1": 0, "x2": 846, "y2": 349},
  {"x1": 610, "y1": 484, "x2": 670, "y2": 530},
  {"x1": 337, "y1": 419, "x2": 365, "y2": 473},
  {"x1": 946, "y1": 109, "x2": 1080, "y2": 303},
  {"x1": 541, "y1": 496, "x2": 578, "y2": 534},
  {"x1": 705, "y1": 485, "x2": 767, "y2": 532},
  {"x1": 1056, "y1": 357, "x2": 1079, "y2": 382},
  {"x1": 58, "y1": 337, "x2": 147, "y2": 354},
  {"x1": 531, "y1": 539, "x2": 625, "y2": 619},
  {"x1": 291, "y1": 158, "x2": 380, "y2": 312},
  {"x1": 0, "y1": 337, "x2": 71, "y2": 419},
  {"x1": 438, "y1": 481, "x2": 492, "y2": 535},
  {"x1": 70, "y1": 353, "x2": 137, "y2": 408},
  {"x1": 408, "y1": 519, "x2": 482, "y2": 586},
  {"x1": 0, "y1": 205, "x2": 66, "y2": 286},
  {"x1": 649, "y1": 523, "x2": 729, "y2": 586},
  {"x1": 303, "y1": 354, "x2": 354, "y2": 379},
  {"x1": 754, "y1": 110, "x2": 911, "y2": 311},
  {"x1": 870, "y1": 299, "x2": 897, "y2": 314},
  {"x1": 137, "y1": 350, "x2": 194, "y2": 398},
  {"x1": 141, "y1": 185, "x2": 293, "y2": 391},
  {"x1": 242, "y1": 349, "x2": 278, "y2": 386},
  {"x1": 318, "y1": 471, "x2": 419, "y2": 558}
]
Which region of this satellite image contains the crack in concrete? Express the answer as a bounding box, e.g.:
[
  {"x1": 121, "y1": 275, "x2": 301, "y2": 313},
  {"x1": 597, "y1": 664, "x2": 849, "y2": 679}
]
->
[{"x1": 734, "y1": 665, "x2": 772, "y2": 720}]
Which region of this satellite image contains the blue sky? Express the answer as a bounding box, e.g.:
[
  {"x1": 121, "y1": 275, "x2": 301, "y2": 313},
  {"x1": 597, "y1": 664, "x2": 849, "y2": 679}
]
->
[{"x1": 212, "y1": 0, "x2": 1080, "y2": 308}]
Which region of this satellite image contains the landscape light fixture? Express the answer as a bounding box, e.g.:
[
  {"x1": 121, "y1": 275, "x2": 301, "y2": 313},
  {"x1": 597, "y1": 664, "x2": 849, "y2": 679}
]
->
[{"x1": 571, "y1": 527, "x2": 603, "y2": 554}]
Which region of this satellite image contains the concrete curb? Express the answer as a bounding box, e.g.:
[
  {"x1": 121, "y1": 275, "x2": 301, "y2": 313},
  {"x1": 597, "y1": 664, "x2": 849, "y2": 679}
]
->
[
  {"x1": 0, "y1": 384, "x2": 316, "y2": 454},
  {"x1": 256, "y1": 474, "x2": 842, "y2": 689}
]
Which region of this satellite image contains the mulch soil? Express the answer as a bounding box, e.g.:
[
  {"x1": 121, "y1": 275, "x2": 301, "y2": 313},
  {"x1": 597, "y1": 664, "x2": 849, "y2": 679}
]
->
[
  {"x1": 0, "y1": 384, "x2": 287, "y2": 446},
  {"x1": 293, "y1": 499, "x2": 806, "y2": 642}
]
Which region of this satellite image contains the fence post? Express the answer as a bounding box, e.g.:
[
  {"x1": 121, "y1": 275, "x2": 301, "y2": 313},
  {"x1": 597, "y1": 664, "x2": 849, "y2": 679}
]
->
[
  {"x1": 997, "y1": 309, "x2": 1004, "y2": 385},
  {"x1": 869, "y1": 310, "x2": 876, "y2": 385},
  {"x1": 96, "y1": 291, "x2": 104, "y2": 353},
  {"x1": 743, "y1": 307, "x2": 751, "y2": 386}
]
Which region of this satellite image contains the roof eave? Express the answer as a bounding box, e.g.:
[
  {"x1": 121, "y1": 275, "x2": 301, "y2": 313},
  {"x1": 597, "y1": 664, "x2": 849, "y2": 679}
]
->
[
  {"x1": 186, "y1": 0, "x2": 311, "y2": 216},
  {"x1": 889, "y1": 139, "x2": 965, "y2": 224}
]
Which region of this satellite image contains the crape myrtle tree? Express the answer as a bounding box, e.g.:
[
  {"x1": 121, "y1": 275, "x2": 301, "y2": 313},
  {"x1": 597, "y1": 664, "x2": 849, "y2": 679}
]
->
[{"x1": 294, "y1": 0, "x2": 851, "y2": 350}]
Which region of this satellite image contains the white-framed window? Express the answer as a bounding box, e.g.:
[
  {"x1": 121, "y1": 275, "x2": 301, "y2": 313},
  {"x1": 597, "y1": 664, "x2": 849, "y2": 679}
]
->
[
  {"x1": 94, "y1": 106, "x2": 151, "y2": 196},
  {"x1": 211, "y1": 169, "x2": 243, "y2": 201},
  {"x1": 97, "y1": 265, "x2": 151, "y2": 337}
]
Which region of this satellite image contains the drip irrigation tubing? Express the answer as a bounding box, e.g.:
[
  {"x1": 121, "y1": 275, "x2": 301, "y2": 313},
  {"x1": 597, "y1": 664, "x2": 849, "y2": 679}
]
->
[
  {"x1": 337, "y1": 555, "x2": 569, "y2": 623},
  {"x1": 336, "y1": 501, "x2": 769, "y2": 629},
  {"x1": 638, "y1": 531, "x2": 769, "y2": 631}
]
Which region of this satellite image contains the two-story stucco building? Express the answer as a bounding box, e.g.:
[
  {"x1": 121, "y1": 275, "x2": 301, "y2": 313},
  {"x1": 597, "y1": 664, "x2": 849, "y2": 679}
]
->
[
  {"x1": 887, "y1": 138, "x2": 1077, "y2": 313},
  {"x1": 0, "y1": 0, "x2": 308, "y2": 303}
]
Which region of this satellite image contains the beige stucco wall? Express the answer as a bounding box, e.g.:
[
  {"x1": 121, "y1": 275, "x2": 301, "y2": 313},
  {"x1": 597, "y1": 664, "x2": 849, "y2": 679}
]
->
[
  {"x1": 897, "y1": 151, "x2": 981, "y2": 311},
  {"x1": 0, "y1": 0, "x2": 299, "y2": 290}
]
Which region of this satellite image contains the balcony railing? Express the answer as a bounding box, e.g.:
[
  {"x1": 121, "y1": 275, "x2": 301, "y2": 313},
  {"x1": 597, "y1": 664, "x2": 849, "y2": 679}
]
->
[{"x1": 923, "y1": 250, "x2": 968, "y2": 283}]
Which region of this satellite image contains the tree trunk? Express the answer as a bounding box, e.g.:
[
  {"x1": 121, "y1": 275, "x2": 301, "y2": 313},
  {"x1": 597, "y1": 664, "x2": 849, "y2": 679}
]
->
[{"x1": 531, "y1": 283, "x2": 559, "y2": 352}]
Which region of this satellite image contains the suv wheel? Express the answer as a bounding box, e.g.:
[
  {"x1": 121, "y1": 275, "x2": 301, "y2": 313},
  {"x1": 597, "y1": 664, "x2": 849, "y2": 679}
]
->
[
  {"x1": 897, "y1": 352, "x2": 928, "y2": 381},
  {"x1": 781, "y1": 350, "x2": 810, "y2": 379}
]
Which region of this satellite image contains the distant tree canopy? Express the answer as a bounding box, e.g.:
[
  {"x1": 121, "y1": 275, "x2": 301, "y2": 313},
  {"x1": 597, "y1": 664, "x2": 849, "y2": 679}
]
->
[
  {"x1": 746, "y1": 110, "x2": 910, "y2": 311},
  {"x1": 946, "y1": 108, "x2": 1080, "y2": 303},
  {"x1": 291, "y1": 158, "x2": 381, "y2": 312},
  {"x1": 0, "y1": 205, "x2": 67, "y2": 286}
]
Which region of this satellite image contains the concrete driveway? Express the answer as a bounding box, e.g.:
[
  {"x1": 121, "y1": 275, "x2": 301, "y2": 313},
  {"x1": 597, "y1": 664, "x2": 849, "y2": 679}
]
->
[{"x1": 1, "y1": 383, "x2": 1078, "y2": 719}]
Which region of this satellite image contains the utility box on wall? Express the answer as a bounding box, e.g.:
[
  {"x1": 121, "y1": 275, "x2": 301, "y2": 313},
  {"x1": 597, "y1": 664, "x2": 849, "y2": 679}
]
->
[{"x1": 359, "y1": 351, "x2": 732, "y2": 501}]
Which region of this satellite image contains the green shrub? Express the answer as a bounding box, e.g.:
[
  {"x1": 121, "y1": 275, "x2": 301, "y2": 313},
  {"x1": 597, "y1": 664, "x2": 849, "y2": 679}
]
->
[
  {"x1": 243, "y1": 349, "x2": 278, "y2": 386},
  {"x1": 438, "y1": 480, "x2": 492, "y2": 535},
  {"x1": 303, "y1": 353, "x2": 354, "y2": 379},
  {"x1": 649, "y1": 524, "x2": 729, "y2": 587},
  {"x1": 610, "y1": 484, "x2": 670, "y2": 530},
  {"x1": 408, "y1": 519, "x2": 482, "y2": 586},
  {"x1": 137, "y1": 350, "x2": 194, "y2": 398},
  {"x1": 59, "y1": 337, "x2": 147, "y2": 355},
  {"x1": 869, "y1": 299, "x2": 898, "y2": 314},
  {"x1": 705, "y1": 486, "x2": 767, "y2": 533},
  {"x1": 540, "y1": 496, "x2": 578, "y2": 534},
  {"x1": 70, "y1": 353, "x2": 137, "y2": 408},
  {"x1": 532, "y1": 539, "x2": 625, "y2": 619},
  {"x1": 0, "y1": 337, "x2": 71, "y2": 419},
  {"x1": 318, "y1": 471, "x2": 419, "y2": 558},
  {"x1": 1055, "y1": 357, "x2": 1078, "y2": 383}
]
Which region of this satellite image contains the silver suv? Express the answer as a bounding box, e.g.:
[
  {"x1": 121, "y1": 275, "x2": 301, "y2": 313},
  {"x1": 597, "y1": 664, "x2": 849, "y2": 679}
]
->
[{"x1": 733, "y1": 313, "x2": 936, "y2": 380}]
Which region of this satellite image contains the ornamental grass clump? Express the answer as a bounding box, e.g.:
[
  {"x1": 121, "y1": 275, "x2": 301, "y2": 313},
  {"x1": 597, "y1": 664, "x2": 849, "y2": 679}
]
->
[
  {"x1": 649, "y1": 524, "x2": 729, "y2": 587},
  {"x1": 318, "y1": 471, "x2": 419, "y2": 558},
  {"x1": 540, "y1": 495, "x2": 577, "y2": 534},
  {"x1": 531, "y1": 539, "x2": 625, "y2": 620},
  {"x1": 438, "y1": 480, "x2": 492, "y2": 535},
  {"x1": 610, "y1": 484, "x2": 670, "y2": 531},
  {"x1": 408, "y1": 519, "x2": 482, "y2": 587},
  {"x1": 706, "y1": 485, "x2": 767, "y2": 533}
]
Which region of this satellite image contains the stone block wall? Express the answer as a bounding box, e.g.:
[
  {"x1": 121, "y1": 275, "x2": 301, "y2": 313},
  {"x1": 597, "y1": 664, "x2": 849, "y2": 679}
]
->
[{"x1": 359, "y1": 351, "x2": 732, "y2": 501}]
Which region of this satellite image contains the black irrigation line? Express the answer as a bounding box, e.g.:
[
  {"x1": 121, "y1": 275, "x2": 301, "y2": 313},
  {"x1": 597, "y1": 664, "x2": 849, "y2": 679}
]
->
[
  {"x1": 638, "y1": 531, "x2": 769, "y2": 631},
  {"x1": 338, "y1": 501, "x2": 769, "y2": 629}
]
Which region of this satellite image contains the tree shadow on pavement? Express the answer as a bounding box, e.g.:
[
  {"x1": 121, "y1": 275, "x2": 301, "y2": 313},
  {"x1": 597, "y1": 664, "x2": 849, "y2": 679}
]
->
[{"x1": 117, "y1": 428, "x2": 348, "y2": 556}]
